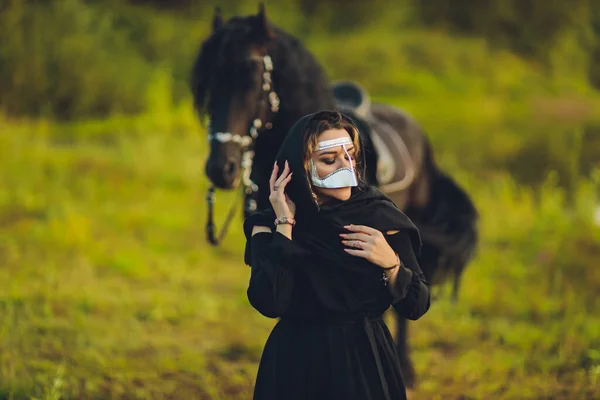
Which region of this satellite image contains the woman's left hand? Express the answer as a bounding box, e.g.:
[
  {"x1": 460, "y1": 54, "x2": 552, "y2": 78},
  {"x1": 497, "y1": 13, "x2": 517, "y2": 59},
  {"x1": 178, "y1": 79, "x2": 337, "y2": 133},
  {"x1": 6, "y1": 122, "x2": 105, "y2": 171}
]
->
[{"x1": 340, "y1": 224, "x2": 398, "y2": 269}]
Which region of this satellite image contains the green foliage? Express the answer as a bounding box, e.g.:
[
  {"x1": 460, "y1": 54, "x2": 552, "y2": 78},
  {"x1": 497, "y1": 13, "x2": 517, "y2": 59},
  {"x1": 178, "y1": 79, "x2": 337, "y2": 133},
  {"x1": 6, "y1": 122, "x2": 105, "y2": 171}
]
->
[
  {"x1": 412, "y1": 0, "x2": 600, "y2": 90},
  {"x1": 1, "y1": 0, "x2": 599, "y2": 119},
  {"x1": 0, "y1": 0, "x2": 207, "y2": 119},
  {"x1": 413, "y1": 0, "x2": 593, "y2": 59},
  {"x1": 0, "y1": 0, "x2": 148, "y2": 118}
]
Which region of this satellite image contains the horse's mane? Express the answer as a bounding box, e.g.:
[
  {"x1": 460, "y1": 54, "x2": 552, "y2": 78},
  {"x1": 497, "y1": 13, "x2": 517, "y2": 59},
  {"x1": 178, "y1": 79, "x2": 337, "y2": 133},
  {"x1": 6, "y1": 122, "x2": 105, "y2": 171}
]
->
[{"x1": 190, "y1": 16, "x2": 335, "y2": 121}]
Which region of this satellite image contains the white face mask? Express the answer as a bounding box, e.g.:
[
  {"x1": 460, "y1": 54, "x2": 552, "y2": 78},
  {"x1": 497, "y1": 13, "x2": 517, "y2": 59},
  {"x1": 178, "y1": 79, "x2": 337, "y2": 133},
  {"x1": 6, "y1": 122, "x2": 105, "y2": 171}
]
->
[{"x1": 311, "y1": 137, "x2": 358, "y2": 189}]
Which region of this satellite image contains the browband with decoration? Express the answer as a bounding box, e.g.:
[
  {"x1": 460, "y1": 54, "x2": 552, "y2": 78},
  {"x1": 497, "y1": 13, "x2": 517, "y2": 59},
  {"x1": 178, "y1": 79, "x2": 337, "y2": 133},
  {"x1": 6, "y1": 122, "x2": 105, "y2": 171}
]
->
[{"x1": 315, "y1": 136, "x2": 354, "y2": 151}]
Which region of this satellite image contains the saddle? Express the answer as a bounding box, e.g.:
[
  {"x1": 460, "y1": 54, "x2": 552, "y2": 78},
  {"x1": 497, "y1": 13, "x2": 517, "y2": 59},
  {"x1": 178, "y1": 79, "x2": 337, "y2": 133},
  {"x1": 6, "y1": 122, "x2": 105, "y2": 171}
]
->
[{"x1": 332, "y1": 81, "x2": 414, "y2": 194}]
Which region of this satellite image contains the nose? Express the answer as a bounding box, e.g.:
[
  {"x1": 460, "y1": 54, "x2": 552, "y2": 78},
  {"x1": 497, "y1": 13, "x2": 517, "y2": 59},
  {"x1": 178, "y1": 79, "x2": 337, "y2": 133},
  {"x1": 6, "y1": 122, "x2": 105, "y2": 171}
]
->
[
  {"x1": 206, "y1": 157, "x2": 240, "y2": 189},
  {"x1": 224, "y1": 158, "x2": 239, "y2": 181}
]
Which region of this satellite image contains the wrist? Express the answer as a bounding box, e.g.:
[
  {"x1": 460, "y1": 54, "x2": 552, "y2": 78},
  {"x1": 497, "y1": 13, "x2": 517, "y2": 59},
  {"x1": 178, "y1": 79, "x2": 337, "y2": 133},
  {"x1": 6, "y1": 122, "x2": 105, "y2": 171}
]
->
[
  {"x1": 275, "y1": 223, "x2": 293, "y2": 239},
  {"x1": 274, "y1": 216, "x2": 296, "y2": 227},
  {"x1": 384, "y1": 266, "x2": 399, "y2": 281},
  {"x1": 382, "y1": 253, "x2": 401, "y2": 270}
]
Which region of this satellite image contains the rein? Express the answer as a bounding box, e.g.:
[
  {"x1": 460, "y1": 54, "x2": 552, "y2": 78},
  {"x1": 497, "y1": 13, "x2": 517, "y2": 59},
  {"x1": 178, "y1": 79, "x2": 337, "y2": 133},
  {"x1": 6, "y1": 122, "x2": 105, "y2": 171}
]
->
[
  {"x1": 205, "y1": 55, "x2": 279, "y2": 246},
  {"x1": 206, "y1": 149, "x2": 257, "y2": 246}
]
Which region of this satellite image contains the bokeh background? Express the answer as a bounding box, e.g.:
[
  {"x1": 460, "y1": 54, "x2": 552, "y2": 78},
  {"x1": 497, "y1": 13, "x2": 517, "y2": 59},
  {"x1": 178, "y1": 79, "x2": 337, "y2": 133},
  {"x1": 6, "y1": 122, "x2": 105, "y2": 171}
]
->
[{"x1": 1, "y1": 0, "x2": 600, "y2": 398}]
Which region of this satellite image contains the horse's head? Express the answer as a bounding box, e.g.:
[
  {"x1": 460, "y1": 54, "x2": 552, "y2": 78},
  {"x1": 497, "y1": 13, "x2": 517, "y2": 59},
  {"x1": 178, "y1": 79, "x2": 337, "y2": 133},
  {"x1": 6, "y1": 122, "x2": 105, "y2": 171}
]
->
[{"x1": 191, "y1": 4, "x2": 280, "y2": 189}]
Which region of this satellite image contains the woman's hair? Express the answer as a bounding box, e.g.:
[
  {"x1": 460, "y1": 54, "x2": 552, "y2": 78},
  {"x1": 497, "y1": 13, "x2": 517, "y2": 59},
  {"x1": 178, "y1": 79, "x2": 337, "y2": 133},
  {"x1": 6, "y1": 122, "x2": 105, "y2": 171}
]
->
[{"x1": 302, "y1": 111, "x2": 363, "y2": 201}]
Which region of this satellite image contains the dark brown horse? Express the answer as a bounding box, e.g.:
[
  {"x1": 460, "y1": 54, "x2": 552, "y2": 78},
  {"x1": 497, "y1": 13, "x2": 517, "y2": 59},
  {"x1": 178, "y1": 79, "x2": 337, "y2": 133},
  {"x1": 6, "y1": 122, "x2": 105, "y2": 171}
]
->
[{"x1": 191, "y1": 5, "x2": 478, "y2": 388}]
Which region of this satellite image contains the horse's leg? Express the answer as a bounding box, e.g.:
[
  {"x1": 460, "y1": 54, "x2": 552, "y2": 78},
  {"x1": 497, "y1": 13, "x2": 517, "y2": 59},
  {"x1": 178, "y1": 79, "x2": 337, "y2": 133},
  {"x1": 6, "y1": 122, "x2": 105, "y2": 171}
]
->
[
  {"x1": 451, "y1": 265, "x2": 463, "y2": 303},
  {"x1": 395, "y1": 314, "x2": 416, "y2": 389}
]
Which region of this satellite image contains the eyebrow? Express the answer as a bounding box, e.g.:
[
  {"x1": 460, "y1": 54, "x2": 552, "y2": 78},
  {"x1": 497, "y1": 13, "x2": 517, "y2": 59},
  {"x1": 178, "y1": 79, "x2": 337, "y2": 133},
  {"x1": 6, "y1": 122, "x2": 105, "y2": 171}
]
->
[{"x1": 317, "y1": 145, "x2": 355, "y2": 156}]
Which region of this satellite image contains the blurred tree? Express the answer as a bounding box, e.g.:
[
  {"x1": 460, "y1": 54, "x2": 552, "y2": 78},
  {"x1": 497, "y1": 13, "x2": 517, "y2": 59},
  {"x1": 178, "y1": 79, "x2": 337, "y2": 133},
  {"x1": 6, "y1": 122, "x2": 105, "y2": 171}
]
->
[
  {"x1": 582, "y1": 125, "x2": 600, "y2": 174},
  {"x1": 413, "y1": 0, "x2": 592, "y2": 62},
  {"x1": 123, "y1": 0, "x2": 394, "y2": 32},
  {"x1": 588, "y1": 2, "x2": 600, "y2": 89},
  {"x1": 0, "y1": 0, "x2": 202, "y2": 119},
  {"x1": 126, "y1": 0, "x2": 194, "y2": 8},
  {"x1": 296, "y1": 0, "x2": 390, "y2": 31}
]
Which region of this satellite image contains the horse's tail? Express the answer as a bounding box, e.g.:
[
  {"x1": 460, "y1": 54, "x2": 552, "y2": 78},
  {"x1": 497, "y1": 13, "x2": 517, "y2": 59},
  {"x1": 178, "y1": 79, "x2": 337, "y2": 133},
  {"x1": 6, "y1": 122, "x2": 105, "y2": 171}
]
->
[{"x1": 408, "y1": 139, "x2": 479, "y2": 300}]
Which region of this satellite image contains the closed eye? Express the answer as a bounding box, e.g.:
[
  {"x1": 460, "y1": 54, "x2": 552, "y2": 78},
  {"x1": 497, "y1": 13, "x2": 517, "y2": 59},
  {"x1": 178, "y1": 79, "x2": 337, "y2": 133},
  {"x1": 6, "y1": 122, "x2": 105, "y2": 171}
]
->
[{"x1": 321, "y1": 154, "x2": 354, "y2": 165}]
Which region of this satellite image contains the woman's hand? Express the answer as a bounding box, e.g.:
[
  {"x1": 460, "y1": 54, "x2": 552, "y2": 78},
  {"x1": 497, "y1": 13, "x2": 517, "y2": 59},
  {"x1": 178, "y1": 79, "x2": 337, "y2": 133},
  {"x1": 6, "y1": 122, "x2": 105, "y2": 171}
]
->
[
  {"x1": 269, "y1": 160, "x2": 296, "y2": 219},
  {"x1": 340, "y1": 224, "x2": 399, "y2": 269}
]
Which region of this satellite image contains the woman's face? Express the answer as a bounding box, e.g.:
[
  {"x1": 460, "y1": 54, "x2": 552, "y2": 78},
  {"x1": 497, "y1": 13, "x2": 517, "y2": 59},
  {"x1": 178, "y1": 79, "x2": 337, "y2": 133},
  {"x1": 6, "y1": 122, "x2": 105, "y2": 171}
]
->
[{"x1": 312, "y1": 128, "x2": 356, "y2": 202}]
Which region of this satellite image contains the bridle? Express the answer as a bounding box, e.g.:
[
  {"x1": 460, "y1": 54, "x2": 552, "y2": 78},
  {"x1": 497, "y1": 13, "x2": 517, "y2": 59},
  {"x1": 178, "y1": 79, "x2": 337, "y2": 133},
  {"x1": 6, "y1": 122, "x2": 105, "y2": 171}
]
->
[{"x1": 205, "y1": 54, "x2": 280, "y2": 246}]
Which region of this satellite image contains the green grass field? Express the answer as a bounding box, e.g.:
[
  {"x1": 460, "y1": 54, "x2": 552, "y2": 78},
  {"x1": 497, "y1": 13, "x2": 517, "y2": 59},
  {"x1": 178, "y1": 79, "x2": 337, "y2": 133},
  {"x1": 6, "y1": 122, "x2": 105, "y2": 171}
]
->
[
  {"x1": 1, "y1": 102, "x2": 599, "y2": 399},
  {"x1": 2, "y1": 1, "x2": 600, "y2": 398}
]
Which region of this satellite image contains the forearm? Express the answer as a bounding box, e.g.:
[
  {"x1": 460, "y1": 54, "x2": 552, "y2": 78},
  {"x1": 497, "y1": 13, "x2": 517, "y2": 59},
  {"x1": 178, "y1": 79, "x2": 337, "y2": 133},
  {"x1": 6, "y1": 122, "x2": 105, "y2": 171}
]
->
[
  {"x1": 245, "y1": 228, "x2": 307, "y2": 318},
  {"x1": 275, "y1": 223, "x2": 293, "y2": 240},
  {"x1": 385, "y1": 263, "x2": 414, "y2": 299},
  {"x1": 247, "y1": 233, "x2": 295, "y2": 317},
  {"x1": 383, "y1": 231, "x2": 430, "y2": 319},
  {"x1": 392, "y1": 273, "x2": 430, "y2": 320}
]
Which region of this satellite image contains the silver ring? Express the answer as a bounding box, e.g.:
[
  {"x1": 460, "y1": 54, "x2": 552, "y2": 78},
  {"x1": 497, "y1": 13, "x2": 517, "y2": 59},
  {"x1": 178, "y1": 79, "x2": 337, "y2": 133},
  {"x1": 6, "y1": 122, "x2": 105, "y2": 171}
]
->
[{"x1": 354, "y1": 241, "x2": 362, "y2": 249}]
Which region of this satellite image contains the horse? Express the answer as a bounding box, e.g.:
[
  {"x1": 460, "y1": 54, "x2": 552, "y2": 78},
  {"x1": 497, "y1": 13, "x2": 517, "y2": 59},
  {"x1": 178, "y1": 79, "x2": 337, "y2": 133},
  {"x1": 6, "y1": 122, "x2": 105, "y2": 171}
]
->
[{"x1": 190, "y1": 4, "x2": 478, "y2": 388}]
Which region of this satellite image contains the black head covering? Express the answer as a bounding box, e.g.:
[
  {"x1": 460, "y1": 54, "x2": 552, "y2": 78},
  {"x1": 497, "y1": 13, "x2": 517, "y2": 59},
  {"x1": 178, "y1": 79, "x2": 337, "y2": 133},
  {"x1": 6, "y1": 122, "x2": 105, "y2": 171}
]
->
[{"x1": 244, "y1": 111, "x2": 421, "y2": 311}]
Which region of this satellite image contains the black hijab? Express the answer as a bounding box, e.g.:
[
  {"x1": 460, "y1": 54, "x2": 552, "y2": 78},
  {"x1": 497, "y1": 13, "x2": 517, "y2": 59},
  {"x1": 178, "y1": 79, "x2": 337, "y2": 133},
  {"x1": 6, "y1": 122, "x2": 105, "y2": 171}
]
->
[{"x1": 244, "y1": 111, "x2": 421, "y2": 311}]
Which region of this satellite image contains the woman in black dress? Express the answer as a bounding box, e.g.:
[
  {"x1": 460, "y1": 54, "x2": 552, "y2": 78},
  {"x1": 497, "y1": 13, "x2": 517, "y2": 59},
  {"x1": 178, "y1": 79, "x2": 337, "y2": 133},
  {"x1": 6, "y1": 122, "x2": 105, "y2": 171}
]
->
[{"x1": 243, "y1": 111, "x2": 430, "y2": 400}]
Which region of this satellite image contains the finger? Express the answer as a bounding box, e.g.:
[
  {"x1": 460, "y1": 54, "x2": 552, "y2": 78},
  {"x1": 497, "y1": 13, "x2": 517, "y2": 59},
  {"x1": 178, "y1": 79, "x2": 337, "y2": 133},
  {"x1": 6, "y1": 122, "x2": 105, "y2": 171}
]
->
[
  {"x1": 269, "y1": 162, "x2": 279, "y2": 192},
  {"x1": 276, "y1": 160, "x2": 291, "y2": 184},
  {"x1": 339, "y1": 232, "x2": 370, "y2": 241},
  {"x1": 343, "y1": 248, "x2": 368, "y2": 258},
  {"x1": 278, "y1": 172, "x2": 293, "y2": 190},
  {"x1": 343, "y1": 224, "x2": 379, "y2": 235},
  {"x1": 342, "y1": 239, "x2": 373, "y2": 248},
  {"x1": 341, "y1": 240, "x2": 372, "y2": 251}
]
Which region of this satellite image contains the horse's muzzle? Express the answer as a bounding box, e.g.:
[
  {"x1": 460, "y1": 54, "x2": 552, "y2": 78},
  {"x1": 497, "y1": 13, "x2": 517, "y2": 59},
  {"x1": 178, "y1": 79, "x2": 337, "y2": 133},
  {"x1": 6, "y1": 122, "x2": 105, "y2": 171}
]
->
[{"x1": 205, "y1": 157, "x2": 241, "y2": 189}]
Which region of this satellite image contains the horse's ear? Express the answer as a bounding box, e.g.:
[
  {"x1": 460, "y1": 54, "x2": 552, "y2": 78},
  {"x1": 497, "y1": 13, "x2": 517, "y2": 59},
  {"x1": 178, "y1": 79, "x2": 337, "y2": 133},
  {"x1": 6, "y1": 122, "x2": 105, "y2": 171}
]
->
[
  {"x1": 255, "y1": 3, "x2": 274, "y2": 40},
  {"x1": 212, "y1": 7, "x2": 224, "y2": 32}
]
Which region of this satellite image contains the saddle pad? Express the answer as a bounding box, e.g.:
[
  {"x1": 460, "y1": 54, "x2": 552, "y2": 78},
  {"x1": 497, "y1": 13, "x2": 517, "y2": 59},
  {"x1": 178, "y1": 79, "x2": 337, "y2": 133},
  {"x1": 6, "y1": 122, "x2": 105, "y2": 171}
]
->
[{"x1": 368, "y1": 118, "x2": 415, "y2": 194}]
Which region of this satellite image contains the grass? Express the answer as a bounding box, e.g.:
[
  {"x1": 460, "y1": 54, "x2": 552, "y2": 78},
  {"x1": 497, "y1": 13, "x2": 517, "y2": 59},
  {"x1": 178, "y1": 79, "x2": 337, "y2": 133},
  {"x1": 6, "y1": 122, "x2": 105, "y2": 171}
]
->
[
  {"x1": 1, "y1": 106, "x2": 599, "y2": 399},
  {"x1": 0, "y1": 116, "x2": 259, "y2": 399}
]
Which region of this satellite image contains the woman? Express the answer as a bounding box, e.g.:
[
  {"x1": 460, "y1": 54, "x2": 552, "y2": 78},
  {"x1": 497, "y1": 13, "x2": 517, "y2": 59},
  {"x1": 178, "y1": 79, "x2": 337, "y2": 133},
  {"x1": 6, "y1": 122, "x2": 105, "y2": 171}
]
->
[{"x1": 243, "y1": 111, "x2": 430, "y2": 400}]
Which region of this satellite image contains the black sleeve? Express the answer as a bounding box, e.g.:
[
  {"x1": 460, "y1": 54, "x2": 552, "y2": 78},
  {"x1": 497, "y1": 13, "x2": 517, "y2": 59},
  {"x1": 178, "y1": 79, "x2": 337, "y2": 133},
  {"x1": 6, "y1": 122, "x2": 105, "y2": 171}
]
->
[
  {"x1": 245, "y1": 231, "x2": 310, "y2": 318},
  {"x1": 386, "y1": 232, "x2": 431, "y2": 320}
]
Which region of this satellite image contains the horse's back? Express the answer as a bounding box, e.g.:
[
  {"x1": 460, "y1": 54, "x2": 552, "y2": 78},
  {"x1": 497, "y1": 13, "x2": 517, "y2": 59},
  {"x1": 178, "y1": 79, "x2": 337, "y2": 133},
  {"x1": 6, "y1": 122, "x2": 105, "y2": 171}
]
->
[{"x1": 370, "y1": 103, "x2": 426, "y2": 155}]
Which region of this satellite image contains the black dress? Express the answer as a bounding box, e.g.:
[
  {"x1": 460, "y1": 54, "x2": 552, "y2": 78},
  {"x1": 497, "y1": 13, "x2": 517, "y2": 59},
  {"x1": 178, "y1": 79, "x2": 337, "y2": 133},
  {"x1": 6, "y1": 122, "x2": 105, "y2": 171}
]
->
[{"x1": 246, "y1": 230, "x2": 430, "y2": 400}]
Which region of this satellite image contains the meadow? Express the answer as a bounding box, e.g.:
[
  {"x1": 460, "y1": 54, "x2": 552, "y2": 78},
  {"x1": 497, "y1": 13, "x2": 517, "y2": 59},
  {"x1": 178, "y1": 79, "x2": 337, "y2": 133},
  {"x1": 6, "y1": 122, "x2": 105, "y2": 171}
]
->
[{"x1": 1, "y1": 1, "x2": 600, "y2": 398}]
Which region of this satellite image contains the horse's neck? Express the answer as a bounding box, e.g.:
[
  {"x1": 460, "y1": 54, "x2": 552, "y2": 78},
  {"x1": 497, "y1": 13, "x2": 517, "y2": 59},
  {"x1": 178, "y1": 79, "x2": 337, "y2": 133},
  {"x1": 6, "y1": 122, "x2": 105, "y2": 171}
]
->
[
  {"x1": 250, "y1": 142, "x2": 280, "y2": 210},
  {"x1": 253, "y1": 128, "x2": 287, "y2": 174}
]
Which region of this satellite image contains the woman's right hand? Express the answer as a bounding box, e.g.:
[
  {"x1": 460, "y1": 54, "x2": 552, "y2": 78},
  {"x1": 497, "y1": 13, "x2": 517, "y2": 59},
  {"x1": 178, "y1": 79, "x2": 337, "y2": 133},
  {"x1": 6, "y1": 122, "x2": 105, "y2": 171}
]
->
[{"x1": 269, "y1": 160, "x2": 296, "y2": 219}]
